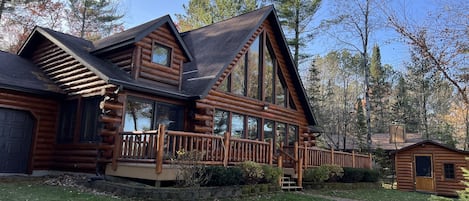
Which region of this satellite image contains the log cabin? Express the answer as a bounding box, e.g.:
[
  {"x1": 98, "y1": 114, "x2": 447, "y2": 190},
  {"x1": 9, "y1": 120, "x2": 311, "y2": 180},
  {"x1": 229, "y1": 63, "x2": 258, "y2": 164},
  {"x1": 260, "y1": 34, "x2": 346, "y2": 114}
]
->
[
  {"x1": 0, "y1": 6, "x2": 371, "y2": 186},
  {"x1": 394, "y1": 140, "x2": 469, "y2": 196}
]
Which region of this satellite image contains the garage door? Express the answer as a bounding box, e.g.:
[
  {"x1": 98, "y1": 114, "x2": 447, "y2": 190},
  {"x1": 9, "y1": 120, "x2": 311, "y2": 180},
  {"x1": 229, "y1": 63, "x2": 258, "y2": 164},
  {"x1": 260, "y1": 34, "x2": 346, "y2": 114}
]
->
[{"x1": 0, "y1": 108, "x2": 34, "y2": 173}]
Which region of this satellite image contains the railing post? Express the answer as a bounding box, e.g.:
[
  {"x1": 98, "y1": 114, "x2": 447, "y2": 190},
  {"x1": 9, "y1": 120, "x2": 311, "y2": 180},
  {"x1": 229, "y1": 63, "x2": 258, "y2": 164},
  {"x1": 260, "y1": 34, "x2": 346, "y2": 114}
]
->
[
  {"x1": 331, "y1": 148, "x2": 335, "y2": 165},
  {"x1": 268, "y1": 139, "x2": 273, "y2": 165},
  {"x1": 304, "y1": 144, "x2": 308, "y2": 169},
  {"x1": 369, "y1": 153, "x2": 372, "y2": 169},
  {"x1": 352, "y1": 150, "x2": 356, "y2": 168},
  {"x1": 297, "y1": 157, "x2": 303, "y2": 187},
  {"x1": 294, "y1": 142, "x2": 299, "y2": 161},
  {"x1": 112, "y1": 131, "x2": 121, "y2": 171},
  {"x1": 223, "y1": 132, "x2": 230, "y2": 167},
  {"x1": 155, "y1": 124, "x2": 165, "y2": 174}
]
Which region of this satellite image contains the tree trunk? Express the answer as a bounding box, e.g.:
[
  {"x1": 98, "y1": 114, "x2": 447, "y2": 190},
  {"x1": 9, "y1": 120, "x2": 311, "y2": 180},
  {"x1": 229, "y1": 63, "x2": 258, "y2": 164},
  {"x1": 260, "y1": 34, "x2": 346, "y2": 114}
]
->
[{"x1": 0, "y1": 0, "x2": 7, "y2": 22}]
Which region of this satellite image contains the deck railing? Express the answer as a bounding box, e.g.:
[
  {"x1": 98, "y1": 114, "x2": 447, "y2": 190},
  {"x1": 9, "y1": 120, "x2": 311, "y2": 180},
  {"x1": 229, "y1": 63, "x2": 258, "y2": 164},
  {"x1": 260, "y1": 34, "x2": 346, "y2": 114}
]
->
[{"x1": 113, "y1": 125, "x2": 372, "y2": 175}]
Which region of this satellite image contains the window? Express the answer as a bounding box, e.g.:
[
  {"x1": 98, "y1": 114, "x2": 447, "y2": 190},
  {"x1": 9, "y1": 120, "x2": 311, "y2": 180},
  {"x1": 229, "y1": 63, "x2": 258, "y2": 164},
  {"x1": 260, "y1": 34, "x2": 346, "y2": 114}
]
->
[
  {"x1": 263, "y1": 119, "x2": 274, "y2": 142},
  {"x1": 247, "y1": 117, "x2": 260, "y2": 140},
  {"x1": 415, "y1": 155, "x2": 432, "y2": 177},
  {"x1": 444, "y1": 163, "x2": 455, "y2": 179},
  {"x1": 57, "y1": 100, "x2": 78, "y2": 143},
  {"x1": 80, "y1": 97, "x2": 101, "y2": 142},
  {"x1": 231, "y1": 113, "x2": 245, "y2": 138},
  {"x1": 124, "y1": 97, "x2": 184, "y2": 132},
  {"x1": 57, "y1": 97, "x2": 101, "y2": 143},
  {"x1": 247, "y1": 37, "x2": 260, "y2": 99},
  {"x1": 264, "y1": 42, "x2": 274, "y2": 103},
  {"x1": 287, "y1": 125, "x2": 298, "y2": 146},
  {"x1": 231, "y1": 56, "x2": 246, "y2": 96},
  {"x1": 217, "y1": 33, "x2": 292, "y2": 109},
  {"x1": 152, "y1": 43, "x2": 171, "y2": 66},
  {"x1": 214, "y1": 110, "x2": 229, "y2": 135}
]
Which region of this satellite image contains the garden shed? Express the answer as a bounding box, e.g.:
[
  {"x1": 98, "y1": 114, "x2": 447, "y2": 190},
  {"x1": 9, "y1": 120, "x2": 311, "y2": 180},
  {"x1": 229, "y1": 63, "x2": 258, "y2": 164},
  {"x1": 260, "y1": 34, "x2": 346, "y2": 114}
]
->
[{"x1": 394, "y1": 140, "x2": 469, "y2": 196}]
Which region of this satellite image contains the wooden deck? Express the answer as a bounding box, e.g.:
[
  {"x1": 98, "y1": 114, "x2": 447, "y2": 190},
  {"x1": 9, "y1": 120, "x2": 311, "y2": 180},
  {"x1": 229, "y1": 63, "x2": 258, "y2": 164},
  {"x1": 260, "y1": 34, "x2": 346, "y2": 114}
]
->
[{"x1": 107, "y1": 125, "x2": 372, "y2": 185}]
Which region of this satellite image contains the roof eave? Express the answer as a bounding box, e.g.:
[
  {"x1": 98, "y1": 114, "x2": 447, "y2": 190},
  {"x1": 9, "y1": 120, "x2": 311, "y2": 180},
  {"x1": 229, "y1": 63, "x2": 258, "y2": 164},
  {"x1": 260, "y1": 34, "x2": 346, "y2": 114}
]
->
[
  {"x1": 0, "y1": 84, "x2": 65, "y2": 98},
  {"x1": 108, "y1": 78, "x2": 197, "y2": 100}
]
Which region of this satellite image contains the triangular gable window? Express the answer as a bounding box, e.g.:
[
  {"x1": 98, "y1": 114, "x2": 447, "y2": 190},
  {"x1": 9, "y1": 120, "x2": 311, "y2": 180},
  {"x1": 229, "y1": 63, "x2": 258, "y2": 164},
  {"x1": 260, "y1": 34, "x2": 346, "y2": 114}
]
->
[{"x1": 219, "y1": 32, "x2": 293, "y2": 109}]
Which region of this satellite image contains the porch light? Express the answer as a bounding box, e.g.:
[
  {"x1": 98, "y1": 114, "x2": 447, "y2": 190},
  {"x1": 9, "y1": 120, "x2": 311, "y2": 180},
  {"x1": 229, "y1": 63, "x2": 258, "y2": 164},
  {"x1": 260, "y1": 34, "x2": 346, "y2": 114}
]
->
[{"x1": 263, "y1": 104, "x2": 269, "y2": 111}]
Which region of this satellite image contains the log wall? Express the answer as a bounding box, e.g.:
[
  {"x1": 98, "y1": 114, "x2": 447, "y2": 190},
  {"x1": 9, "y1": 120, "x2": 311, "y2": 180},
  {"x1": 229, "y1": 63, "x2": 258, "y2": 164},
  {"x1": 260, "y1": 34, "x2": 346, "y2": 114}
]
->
[
  {"x1": 135, "y1": 23, "x2": 187, "y2": 89},
  {"x1": 0, "y1": 89, "x2": 59, "y2": 172},
  {"x1": 99, "y1": 46, "x2": 134, "y2": 74},
  {"x1": 196, "y1": 18, "x2": 312, "y2": 143},
  {"x1": 395, "y1": 143, "x2": 468, "y2": 196},
  {"x1": 26, "y1": 37, "x2": 117, "y2": 173}
]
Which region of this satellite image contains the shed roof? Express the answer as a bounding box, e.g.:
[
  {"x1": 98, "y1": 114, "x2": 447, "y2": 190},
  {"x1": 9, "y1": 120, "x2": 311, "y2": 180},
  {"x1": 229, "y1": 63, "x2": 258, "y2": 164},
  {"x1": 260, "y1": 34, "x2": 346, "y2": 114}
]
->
[
  {"x1": 0, "y1": 50, "x2": 63, "y2": 95},
  {"x1": 395, "y1": 140, "x2": 469, "y2": 154}
]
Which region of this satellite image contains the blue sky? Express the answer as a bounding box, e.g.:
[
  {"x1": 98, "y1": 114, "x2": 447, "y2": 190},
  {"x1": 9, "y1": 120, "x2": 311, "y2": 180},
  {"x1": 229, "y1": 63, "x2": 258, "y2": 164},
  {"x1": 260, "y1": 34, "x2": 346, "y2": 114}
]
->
[{"x1": 121, "y1": 0, "x2": 442, "y2": 75}]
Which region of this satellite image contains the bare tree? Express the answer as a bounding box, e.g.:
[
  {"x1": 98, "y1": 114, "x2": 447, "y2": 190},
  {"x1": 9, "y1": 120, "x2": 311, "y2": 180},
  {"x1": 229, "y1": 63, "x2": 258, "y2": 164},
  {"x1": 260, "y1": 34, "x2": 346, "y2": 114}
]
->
[{"x1": 384, "y1": 0, "x2": 469, "y2": 148}]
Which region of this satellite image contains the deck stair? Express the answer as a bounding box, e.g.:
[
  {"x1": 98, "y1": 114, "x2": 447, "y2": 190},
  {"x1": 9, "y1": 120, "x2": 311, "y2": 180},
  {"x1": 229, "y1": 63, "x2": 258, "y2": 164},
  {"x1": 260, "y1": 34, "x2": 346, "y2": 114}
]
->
[{"x1": 280, "y1": 176, "x2": 302, "y2": 191}]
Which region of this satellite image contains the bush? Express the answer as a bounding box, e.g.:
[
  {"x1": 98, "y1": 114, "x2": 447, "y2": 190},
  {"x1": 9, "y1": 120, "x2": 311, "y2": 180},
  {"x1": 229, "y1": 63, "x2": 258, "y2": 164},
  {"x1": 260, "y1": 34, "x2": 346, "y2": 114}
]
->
[
  {"x1": 362, "y1": 169, "x2": 380, "y2": 182},
  {"x1": 303, "y1": 166, "x2": 330, "y2": 183},
  {"x1": 341, "y1": 167, "x2": 365, "y2": 183},
  {"x1": 239, "y1": 161, "x2": 264, "y2": 184},
  {"x1": 204, "y1": 166, "x2": 243, "y2": 186},
  {"x1": 261, "y1": 165, "x2": 282, "y2": 185},
  {"x1": 321, "y1": 164, "x2": 344, "y2": 182}
]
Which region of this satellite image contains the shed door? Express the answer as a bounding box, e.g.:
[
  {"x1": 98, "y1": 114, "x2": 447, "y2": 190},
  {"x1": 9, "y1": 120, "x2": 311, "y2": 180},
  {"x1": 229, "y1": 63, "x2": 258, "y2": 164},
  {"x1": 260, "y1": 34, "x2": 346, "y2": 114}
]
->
[
  {"x1": 414, "y1": 154, "x2": 435, "y2": 192},
  {"x1": 0, "y1": 108, "x2": 34, "y2": 173}
]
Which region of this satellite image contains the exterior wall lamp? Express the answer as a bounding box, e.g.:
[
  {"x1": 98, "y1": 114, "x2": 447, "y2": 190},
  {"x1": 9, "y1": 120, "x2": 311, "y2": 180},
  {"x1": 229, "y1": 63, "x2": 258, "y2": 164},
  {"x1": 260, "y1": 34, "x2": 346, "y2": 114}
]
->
[{"x1": 263, "y1": 104, "x2": 269, "y2": 111}]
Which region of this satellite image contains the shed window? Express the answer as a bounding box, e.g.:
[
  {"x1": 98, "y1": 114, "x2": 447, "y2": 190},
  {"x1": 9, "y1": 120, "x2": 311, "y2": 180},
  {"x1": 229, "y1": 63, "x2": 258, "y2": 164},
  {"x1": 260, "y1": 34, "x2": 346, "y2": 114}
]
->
[
  {"x1": 444, "y1": 163, "x2": 455, "y2": 179},
  {"x1": 152, "y1": 43, "x2": 171, "y2": 66}
]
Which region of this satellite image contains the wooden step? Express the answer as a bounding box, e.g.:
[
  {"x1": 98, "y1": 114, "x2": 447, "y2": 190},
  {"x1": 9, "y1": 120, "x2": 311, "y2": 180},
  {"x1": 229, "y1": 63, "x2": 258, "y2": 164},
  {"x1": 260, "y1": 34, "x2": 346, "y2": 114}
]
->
[{"x1": 280, "y1": 175, "x2": 302, "y2": 191}]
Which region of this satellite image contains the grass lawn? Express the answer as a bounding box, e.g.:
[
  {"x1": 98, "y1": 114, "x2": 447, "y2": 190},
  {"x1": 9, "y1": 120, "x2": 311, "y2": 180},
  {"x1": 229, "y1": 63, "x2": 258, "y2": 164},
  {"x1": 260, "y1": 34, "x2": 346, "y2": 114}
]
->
[
  {"x1": 0, "y1": 176, "x2": 439, "y2": 201},
  {"x1": 305, "y1": 188, "x2": 433, "y2": 201},
  {"x1": 0, "y1": 176, "x2": 122, "y2": 201}
]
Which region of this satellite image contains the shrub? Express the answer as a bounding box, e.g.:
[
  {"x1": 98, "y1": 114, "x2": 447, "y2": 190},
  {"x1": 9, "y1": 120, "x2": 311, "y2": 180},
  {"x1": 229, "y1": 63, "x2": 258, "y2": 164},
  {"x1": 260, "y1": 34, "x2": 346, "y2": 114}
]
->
[
  {"x1": 341, "y1": 167, "x2": 365, "y2": 183},
  {"x1": 261, "y1": 165, "x2": 282, "y2": 185},
  {"x1": 171, "y1": 149, "x2": 209, "y2": 187},
  {"x1": 321, "y1": 164, "x2": 344, "y2": 182},
  {"x1": 204, "y1": 166, "x2": 242, "y2": 186},
  {"x1": 239, "y1": 161, "x2": 264, "y2": 184},
  {"x1": 362, "y1": 169, "x2": 380, "y2": 182},
  {"x1": 303, "y1": 166, "x2": 330, "y2": 183}
]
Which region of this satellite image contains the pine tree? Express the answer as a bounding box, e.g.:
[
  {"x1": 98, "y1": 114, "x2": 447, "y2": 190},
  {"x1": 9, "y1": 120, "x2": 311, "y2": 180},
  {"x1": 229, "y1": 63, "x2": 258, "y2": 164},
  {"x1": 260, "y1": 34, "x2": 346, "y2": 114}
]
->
[
  {"x1": 369, "y1": 44, "x2": 391, "y2": 133},
  {"x1": 176, "y1": 0, "x2": 258, "y2": 31},
  {"x1": 355, "y1": 98, "x2": 366, "y2": 151},
  {"x1": 67, "y1": 0, "x2": 124, "y2": 40},
  {"x1": 272, "y1": 0, "x2": 321, "y2": 68}
]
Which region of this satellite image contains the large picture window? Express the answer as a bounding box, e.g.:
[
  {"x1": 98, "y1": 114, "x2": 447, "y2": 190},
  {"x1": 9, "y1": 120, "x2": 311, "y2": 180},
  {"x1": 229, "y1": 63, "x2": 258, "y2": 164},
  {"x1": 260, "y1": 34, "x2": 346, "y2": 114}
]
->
[
  {"x1": 80, "y1": 97, "x2": 101, "y2": 142},
  {"x1": 218, "y1": 33, "x2": 293, "y2": 109},
  {"x1": 124, "y1": 97, "x2": 184, "y2": 132},
  {"x1": 213, "y1": 109, "x2": 298, "y2": 147}
]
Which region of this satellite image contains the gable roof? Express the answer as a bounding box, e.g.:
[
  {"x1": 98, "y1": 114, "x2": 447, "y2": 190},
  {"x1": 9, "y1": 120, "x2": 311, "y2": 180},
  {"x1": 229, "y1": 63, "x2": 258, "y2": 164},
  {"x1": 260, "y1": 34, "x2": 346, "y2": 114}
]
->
[
  {"x1": 18, "y1": 27, "x2": 191, "y2": 99},
  {"x1": 12, "y1": 5, "x2": 317, "y2": 125},
  {"x1": 395, "y1": 140, "x2": 469, "y2": 154},
  {"x1": 0, "y1": 50, "x2": 63, "y2": 95},
  {"x1": 92, "y1": 15, "x2": 193, "y2": 61},
  {"x1": 181, "y1": 5, "x2": 317, "y2": 125}
]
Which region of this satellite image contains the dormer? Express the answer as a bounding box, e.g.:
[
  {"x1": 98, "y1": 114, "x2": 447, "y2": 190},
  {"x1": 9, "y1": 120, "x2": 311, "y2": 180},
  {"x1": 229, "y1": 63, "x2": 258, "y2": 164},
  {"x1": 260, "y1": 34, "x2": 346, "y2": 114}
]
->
[{"x1": 92, "y1": 16, "x2": 193, "y2": 90}]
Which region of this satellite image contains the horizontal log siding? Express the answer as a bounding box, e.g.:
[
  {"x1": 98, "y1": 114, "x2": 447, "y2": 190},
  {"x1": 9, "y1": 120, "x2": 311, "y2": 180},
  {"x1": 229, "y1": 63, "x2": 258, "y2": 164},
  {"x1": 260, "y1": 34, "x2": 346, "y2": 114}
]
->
[
  {"x1": 0, "y1": 89, "x2": 59, "y2": 171},
  {"x1": 29, "y1": 40, "x2": 115, "y2": 97},
  {"x1": 135, "y1": 23, "x2": 187, "y2": 89},
  {"x1": 395, "y1": 144, "x2": 468, "y2": 196},
  {"x1": 200, "y1": 19, "x2": 310, "y2": 139},
  {"x1": 99, "y1": 46, "x2": 134, "y2": 74},
  {"x1": 27, "y1": 38, "x2": 118, "y2": 172}
]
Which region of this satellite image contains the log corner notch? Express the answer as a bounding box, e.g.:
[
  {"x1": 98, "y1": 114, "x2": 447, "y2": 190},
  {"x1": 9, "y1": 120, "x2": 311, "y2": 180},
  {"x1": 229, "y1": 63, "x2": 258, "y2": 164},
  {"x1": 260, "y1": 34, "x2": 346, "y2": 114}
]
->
[
  {"x1": 98, "y1": 86, "x2": 125, "y2": 173},
  {"x1": 194, "y1": 101, "x2": 215, "y2": 134}
]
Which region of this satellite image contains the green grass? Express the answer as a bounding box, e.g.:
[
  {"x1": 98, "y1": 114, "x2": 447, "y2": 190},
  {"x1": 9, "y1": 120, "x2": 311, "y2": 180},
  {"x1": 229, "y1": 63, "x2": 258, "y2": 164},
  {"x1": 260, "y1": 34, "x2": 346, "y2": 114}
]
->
[
  {"x1": 0, "y1": 178, "x2": 123, "y2": 201},
  {"x1": 224, "y1": 192, "x2": 332, "y2": 201},
  {"x1": 305, "y1": 188, "x2": 433, "y2": 201}
]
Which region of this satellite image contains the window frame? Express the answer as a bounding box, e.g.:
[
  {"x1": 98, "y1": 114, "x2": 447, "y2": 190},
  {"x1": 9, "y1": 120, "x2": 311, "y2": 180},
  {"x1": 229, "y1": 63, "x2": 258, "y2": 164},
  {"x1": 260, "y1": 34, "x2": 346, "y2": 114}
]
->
[
  {"x1": 123, "y1": 96, "x2": 185, "y2": 132},
  {"x1": 151, "y1": 42, "x2": 172, "y2": 67},
  {"x1": 443, "y1": 163, "x2": 455, "y2": 180}
]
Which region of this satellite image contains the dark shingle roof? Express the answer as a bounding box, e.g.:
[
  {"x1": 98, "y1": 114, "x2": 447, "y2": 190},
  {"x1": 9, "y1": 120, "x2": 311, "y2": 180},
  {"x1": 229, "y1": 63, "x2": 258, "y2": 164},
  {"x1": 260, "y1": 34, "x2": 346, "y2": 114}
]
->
[
  {"x1": 180, "y1": 6, "x2": 273, "y2": 97},
  {"x1": 0, "y1": 50, "x2": 63, "y2": 95},
  {"x1": 92, "y1": 15, "x2": 193, "y2": 61}
]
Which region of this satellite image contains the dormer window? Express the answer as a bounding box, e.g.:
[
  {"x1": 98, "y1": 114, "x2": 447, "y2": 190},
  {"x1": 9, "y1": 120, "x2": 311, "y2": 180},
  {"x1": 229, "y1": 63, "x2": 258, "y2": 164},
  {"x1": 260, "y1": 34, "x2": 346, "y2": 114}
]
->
[{"x1": 152, "y1": 42, "x2": 171, "y2": 66}]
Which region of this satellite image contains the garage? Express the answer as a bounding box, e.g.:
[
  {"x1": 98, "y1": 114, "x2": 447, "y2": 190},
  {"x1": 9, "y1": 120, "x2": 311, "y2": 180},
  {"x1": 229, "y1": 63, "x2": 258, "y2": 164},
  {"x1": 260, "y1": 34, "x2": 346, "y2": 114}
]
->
[{"x1": 0, "y1": 107, "x2": 35, "y2": 173}]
